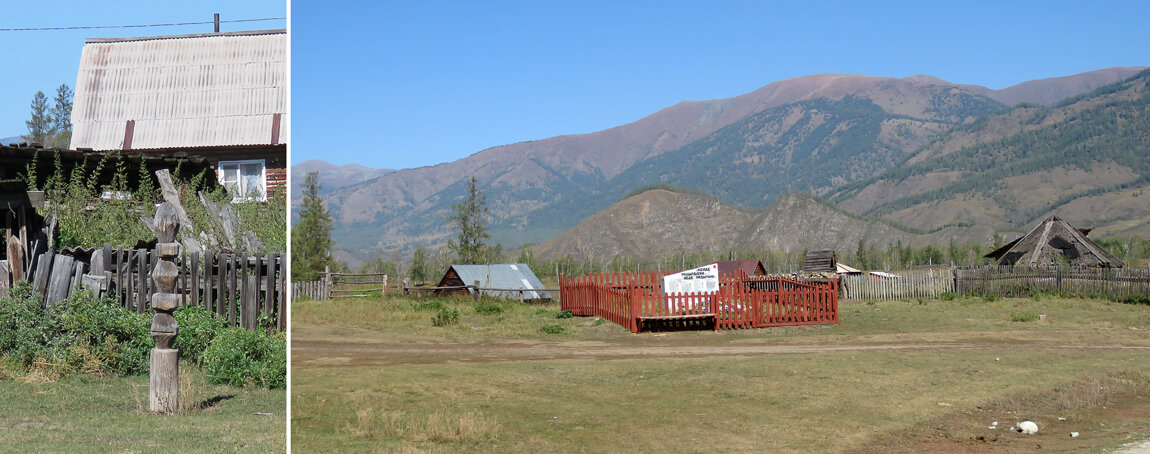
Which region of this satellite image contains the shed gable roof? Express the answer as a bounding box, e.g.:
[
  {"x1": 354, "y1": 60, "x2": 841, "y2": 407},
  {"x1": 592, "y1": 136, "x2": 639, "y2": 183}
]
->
[
  {"x1": 70, "y1": 29, "x2": 286, "y2": 151},
  {"x1": 441, "y1": 264, "x2": 551, "y2": 300}
]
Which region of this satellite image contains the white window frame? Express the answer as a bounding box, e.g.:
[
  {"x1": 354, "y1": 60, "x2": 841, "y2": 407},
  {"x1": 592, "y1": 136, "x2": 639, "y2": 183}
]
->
[{"x1": 217, "y1": 159, "x2": 267, "y2": 202}]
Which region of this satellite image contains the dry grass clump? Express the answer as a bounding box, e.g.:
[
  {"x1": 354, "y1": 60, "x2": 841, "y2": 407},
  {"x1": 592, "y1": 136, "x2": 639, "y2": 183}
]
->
[{"x1": 347, "y1": 404, "x2": 501, "y2": 443}]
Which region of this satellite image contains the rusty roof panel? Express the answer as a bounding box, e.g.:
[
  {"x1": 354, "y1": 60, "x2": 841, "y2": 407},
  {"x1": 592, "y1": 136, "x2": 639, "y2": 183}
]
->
[{"x1": 71, "y1": 30, "x2": 286, "y2": 151}]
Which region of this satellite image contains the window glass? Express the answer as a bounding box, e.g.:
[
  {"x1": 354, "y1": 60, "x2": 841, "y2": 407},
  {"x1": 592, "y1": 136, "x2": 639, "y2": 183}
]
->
[{"x1": 217, "y1": 160, "x2": 266, "y2": 201}]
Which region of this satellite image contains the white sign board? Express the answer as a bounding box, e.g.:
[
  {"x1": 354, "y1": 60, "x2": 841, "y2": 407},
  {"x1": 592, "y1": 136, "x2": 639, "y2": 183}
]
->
[{"x1": 662, "y1": 263, "x2": 719, "y2": 313}]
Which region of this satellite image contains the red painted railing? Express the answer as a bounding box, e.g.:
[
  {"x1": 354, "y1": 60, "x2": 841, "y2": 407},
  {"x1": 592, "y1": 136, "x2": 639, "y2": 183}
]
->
[{"x1": 559, "y1": 271, "x2": 838, "y2": 333}]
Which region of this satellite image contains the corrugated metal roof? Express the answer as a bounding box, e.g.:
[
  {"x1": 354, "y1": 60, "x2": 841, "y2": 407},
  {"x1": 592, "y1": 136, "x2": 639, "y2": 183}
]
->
[
  {"x1": 71, "y1": 30, "x2": 286, "y2": 151},
  {"x1": 450, "y1": 264, "x2": 552, "y2": 300}
]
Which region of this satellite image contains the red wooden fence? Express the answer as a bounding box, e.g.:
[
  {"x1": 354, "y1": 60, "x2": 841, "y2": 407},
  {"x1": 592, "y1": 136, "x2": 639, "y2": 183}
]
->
[{"x1": 559, "y1": 271, "x2": 838, "y2": 333}]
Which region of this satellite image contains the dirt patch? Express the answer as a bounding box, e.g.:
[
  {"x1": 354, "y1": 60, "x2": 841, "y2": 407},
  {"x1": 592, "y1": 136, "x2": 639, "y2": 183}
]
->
[{"x1": 291, "y1": 322, "x2": 1150, "y2": 369}]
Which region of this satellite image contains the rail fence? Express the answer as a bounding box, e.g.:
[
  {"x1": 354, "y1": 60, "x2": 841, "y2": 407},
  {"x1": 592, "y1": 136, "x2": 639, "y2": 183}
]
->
[
  {"x1": 559, "y1": 271, "x2": 838, "y2": 333},
  {"x1": 290, "y1": 270, "x2": 388, "y2": 301},
  {"x1": 841, "y1": 265, "x2": 1150, "y2": 301},
  {"x1": 2, "y1": 245, "x2": 284, "y2": 331}
]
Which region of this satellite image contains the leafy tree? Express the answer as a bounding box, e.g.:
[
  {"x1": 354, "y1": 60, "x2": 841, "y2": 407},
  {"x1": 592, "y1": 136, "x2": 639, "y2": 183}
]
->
[
  {"x1": 24, "y1": 91, "x2": 53, "y2": 145},
  {"x1": 291, "y1": 172, "x2": 336, "y2": 281},
  {"x1": 410, "y1": 245, "x2": 429, "y2": 283},
  {"x1": 446, "y1": 176, "x2": 490, "y2": 264}
]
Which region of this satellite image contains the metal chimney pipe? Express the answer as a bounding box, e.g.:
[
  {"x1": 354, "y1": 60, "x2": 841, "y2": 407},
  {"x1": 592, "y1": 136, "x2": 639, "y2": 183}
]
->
[{"x1": 214, "y1": 13, "x2": 220, "y2": 33}]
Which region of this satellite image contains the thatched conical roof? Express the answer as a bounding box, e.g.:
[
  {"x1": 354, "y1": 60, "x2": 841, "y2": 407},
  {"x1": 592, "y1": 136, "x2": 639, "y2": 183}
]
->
[{"x1": 984, "y1": 216, "x2": 1123, "y2": 267}]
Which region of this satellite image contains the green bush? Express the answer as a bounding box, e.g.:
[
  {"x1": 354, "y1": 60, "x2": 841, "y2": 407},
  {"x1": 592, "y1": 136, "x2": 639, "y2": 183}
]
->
[
  {"x1": 1121, "y1": 294, "x2": 1149, "y2": 305},
  {"x1": 432, "y1": 308, "x2": 459, "y2": 327},
  {"x1": 1011, "y1": 312, "x2": 1039, "y2": 322},
  {"x1": 474, "y1": 300, "x2": 504, "y2": 315},
  {"x1": 539, "y1": 324, "x2": 566, "y2": 334},
  {"x1": 865, "y1": 300, "x2": 877, "y2": 306},
  {"x1": 982, "y1": 295, "x2": 999, "y2": 303},
  {"x1": 0, "y1": 283, "x2": 153, "y2": 376},
  {"x1": 49, "y1": 288, "x2": 152, "y2": 375},
  {"x1": 174, "y1": 305, "x2": 228, "y2": 364},
  {"x1": 0, "y1": 282, "x2": 53, "y2": 369},
  {"x1": 556, "y1": 310, "x2": 574, "y2": 319},
  {"x1": 939, "y1": 291, "x2": 957, "y2": 301},
  {"x1": 202, "y1": 327, "x2": 286, "y2": 388}
]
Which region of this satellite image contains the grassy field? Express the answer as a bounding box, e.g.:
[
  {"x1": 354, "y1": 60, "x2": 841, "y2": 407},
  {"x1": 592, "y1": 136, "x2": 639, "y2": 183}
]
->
[
  {"x1": 292, "y1": 294, "x2": 1150, "y2": 453},
  {"x1": 0, "y1": 363, "x2": 286, "y2": 453}
]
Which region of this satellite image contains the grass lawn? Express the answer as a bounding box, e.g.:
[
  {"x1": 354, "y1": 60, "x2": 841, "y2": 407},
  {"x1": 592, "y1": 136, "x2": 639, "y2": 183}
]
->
[
  {"x1": 0, "y1": 364, "x2": 286, "y2": 453},
  {"x1": 292, "y1": 294, "x2": 1150, "y2": 452}
]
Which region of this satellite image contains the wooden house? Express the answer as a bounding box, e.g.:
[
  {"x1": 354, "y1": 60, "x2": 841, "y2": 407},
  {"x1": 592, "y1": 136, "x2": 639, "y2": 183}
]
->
[{"x1": 70, "y1": 29, "x2": 287, "y2": 201}]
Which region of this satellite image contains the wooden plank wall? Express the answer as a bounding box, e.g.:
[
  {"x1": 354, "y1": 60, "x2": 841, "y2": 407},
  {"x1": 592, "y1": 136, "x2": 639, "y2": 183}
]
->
[{"x1": 9, "y1": 245, "x2": 284, "y2": 331}]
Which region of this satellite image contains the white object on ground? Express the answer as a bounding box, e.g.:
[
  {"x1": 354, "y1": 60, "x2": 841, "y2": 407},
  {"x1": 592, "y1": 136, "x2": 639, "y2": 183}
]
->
[
  {"x1": 1019, "y1": 421, "x2": 1039, "y2": 434},
  {"x1": 1071, "y1": 432, "x2": 1079, "y2": 438}
]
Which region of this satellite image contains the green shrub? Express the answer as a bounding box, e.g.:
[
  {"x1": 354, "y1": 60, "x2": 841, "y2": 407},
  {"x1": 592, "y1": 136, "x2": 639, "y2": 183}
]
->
[
  {"x1": 556, "y1": 310, "x2": 574, "y2": 319},
  {"x1": 1011, "y1": 312, "x2": 1039, "y2": 322},
  {"x1": 1121, "y1": 294, "x2": 1149, "y2": 305},
  {"x1": 49, "y1": 289, "x2": 152, "y2": 375},
  {"x1": 0, "y1": 282, "x2": 53, "y2": 369},
  {"x1": 432, "y1": 308, "x2": 459, "y2": 327},
  {"x1": 174, "y1": 305, "x2": 228, "y2": 364},
  {"x1": 474, "y1": 301, "x2": 504, "y2": 315},
  {"x1": 982, "y1": 295, "x2": 999, "y2": 303},
  {"x1": 916, "y1": 298, "x2": 926, "y2": 306},
  {"x1": 202, "y1": 327, "x2": 286, "y2": 388},
  {"x1": 865, "y1": 300, "x2": 877, "y2": 306},
  {"x1": 0, "y1": 283, "x2": 152, "y2": 376},
  {"x1": 939, "y1": 291, "x2": 957, "y2": 301},
  {"x1": 539, "y1": 324, "x2": 566, "y2": 334}
]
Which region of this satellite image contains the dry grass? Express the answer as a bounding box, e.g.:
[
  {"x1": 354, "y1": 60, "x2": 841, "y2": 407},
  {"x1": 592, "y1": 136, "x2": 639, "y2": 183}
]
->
[
  {"x1": 293, "y1": 295, "x2": 1150, "y2": 452},
  {"x1": 348, "y1": 406, "x2": 502, "y2": 443}
]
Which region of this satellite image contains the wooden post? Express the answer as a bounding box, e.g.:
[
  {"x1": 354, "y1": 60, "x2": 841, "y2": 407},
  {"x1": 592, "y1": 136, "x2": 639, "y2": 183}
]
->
[
  {"x1": 148, "y1": 203, "x2": 181, "y2": 413},
  {"x1": 382, "y1": 274, "x2": 388, "y2": 296},
  {"x1": 402, "y1": 278, "x2": 410, "y2": 297},
  {"x1": 473, "y1": 280, "x2": 480, "y2": 302}
]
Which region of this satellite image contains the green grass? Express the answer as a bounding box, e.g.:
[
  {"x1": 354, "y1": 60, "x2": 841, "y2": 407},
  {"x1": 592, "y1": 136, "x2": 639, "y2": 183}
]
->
[{"x1": 0, "y1": 363, "x2": 286, "y2": 452}]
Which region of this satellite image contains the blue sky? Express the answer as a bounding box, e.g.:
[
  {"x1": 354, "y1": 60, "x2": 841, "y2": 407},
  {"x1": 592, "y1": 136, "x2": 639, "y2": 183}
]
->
[
  {"x1": 0, "y1": 1, "x2": 285, "y2": 142},
  {"x1": 292, "y1": 1, "x2": 1149, "y2": 170}
]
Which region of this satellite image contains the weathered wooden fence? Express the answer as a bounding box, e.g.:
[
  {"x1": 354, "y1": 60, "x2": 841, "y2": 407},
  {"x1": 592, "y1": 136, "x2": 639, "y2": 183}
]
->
[
  {"x1": 2, "y1": 245, "x2": 284, "y2": 331},
  {"x1": 840, "y1": 265, "x2": 1150, "y2": 300},
  {"x1": 289, "y1": 271, "x2": 388, "y2": 301},
  {"x1": 842, "y1": 268, "x2": 955, "y2": 300},
  {"x1": 559, "y1": 271, "x2": 838, "y2": 333},
  {"x1": 956, "y1": 265, "x2": 1150, "y2": 298}
]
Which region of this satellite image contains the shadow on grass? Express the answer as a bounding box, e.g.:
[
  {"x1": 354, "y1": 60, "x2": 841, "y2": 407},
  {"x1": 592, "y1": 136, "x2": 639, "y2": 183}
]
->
[{"x1": 197, "y1": 394, "x2": 235, "y2": 410}]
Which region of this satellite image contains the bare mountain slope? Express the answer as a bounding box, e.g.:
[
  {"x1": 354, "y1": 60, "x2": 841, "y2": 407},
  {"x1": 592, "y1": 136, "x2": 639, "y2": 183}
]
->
[
  {"x1": 321, "y1": 68, "x2": 1142, "y2": 255},
  {"x1": 535, "y1": 190, "x2": 996, "y2": 262}
]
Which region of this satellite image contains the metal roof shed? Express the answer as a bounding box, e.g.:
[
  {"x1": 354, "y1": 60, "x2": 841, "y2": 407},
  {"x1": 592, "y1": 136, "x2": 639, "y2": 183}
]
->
[{"x1": 435, "y1": 264, "x2": 552, "y2": 301}]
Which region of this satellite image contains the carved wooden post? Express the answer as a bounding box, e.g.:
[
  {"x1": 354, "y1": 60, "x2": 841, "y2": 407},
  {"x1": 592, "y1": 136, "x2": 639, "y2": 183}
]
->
[{"x1": 148, "y1": 203, "x2": 181, "y2": 413}]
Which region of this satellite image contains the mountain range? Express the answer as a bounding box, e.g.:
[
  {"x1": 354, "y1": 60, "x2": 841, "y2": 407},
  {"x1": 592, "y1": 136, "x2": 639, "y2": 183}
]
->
[{"x1": 302, "y1": 66, "x2": 1148, "y2": 262}]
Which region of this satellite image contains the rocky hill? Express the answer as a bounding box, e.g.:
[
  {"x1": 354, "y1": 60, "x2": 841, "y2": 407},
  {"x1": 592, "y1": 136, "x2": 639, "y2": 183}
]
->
[
  {"x1": 535, "y1": 189, "x2": 997, "y2": 262},
  {"x1": 290, "y1": 160, "x2": 392, "y2": 200}
]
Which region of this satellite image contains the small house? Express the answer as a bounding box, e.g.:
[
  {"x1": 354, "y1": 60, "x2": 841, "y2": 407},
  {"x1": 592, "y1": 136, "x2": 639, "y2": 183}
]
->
[
  {"x1": 435, "y1": 263, "x2": 551, "y2": 301},
  {"x1": 70, "y1": 29, "x2": 287, "y2": 201}
]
